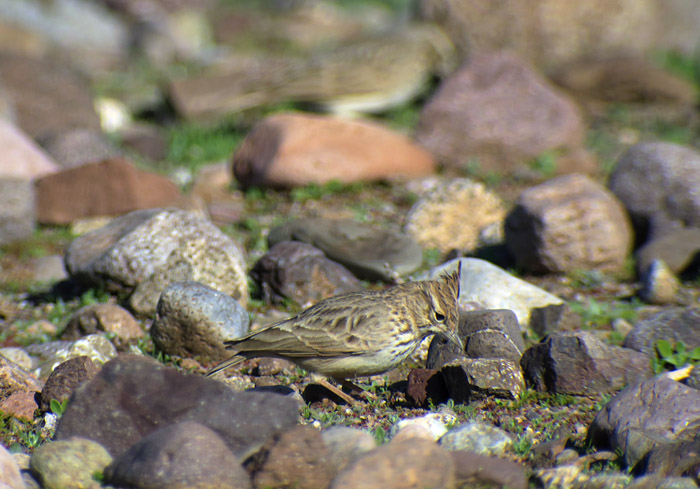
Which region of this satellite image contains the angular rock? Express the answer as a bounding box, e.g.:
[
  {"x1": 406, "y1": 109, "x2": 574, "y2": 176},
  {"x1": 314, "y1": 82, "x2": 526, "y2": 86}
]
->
[
  {"x1": 406, "y1": 368, "x2": 448, "y2": 407},
  {"x1": 150, "y1": 281, "x2": 250, "y2": 363},
  {"x1": 608, "y1": 142, "x2": 700, "y2": 240},
  {"x1": 0, "y1": 53, "x2": 101, "y2": 139},
  {"x1": 251, "y1": 241, "x2": 363, "y2": 306},
  {"x1": 451, "y1": 450, "x2": 528, "y2": 489},
  {"x1": 637, "y1": 434, "x2": 700, "y2": 479},
  {"x1": 39, "y1": 128, "x2": 120, "y2": 169},
  {"x1": 330, "y1": 438, "x2": 455, "y2": 489},
  {"x1": 268, "y1": 218, "x2": 423, "y2": 281},
  {"x1": 636, "y1": 227, "x2": 700, "y2": 278},
  {"x1": 588, "y1": 377, "x2": 700, "y2": 470},
  {"x1": 416, "y1": 51, "x2": 586, "y2": 173},
  {"x1": 54, "y1": 355, "x2": 299, "y2": 459},
  {"x1": 442, "y1": 357, "x2": 525, "y2": 403},
  {"x1": 38, "y1": 356, "x2": 98, "y2": 413},
  {"x1": 247, "y1": 425, "x2": 335, "y2": 489},
  {"x1": 405, "y1": 178, "x2": 506, "y2": 253},
  {"x1": 505, "y1": 174, "x2": 633, "y2": 273},
  {"x1": 34, "y1": 158, "x2": 183, "y2": 225},
  {"x1": 439, "y1": 421, "x2": 513, "y2": 457},
  {"x1": 0, "y1": 391, "x2": 37, "y2": 421},
  {"x1": 64, "y1": 208, "x2": 248, "y2": 314},
  {"x1": 233, "y1": 113, "x2": 435, "y2": 189},
  {"x1": 0, "y1": 355, "x2": 42, "y2": 400},
  {"x1": 522, "y1": 331, "x2": 652, "y2": 395},
  {"x1": 29, "y1": 437, "x2": 112, "y2": 489},
  {"x1": 62, "y1": 304, "x2": 143, "y2": 349},
  {"x1": 0, "y1": 443, "x2": 24, "y2": 489},
  {"x1": 0, "y1": 178, "x2": 34, "y2": 246},
  {"x1": 104, "y1": 421, "x2": 251, "y2": 489},
  {"x1": 623, "y1": 307, "x2": 700, "y2": 357},
  {"x1": 427, "y1": 309, "x2": 525, "y2": 369},
  {"x1": 0, "y1": 119, "x2": 58, "y2": 180},
  {"x1": 424, "y1": 258, "x2": 565, "y2": 330},
  {"x1": 321, "y1": 427, "x2": 376, "y2": 474},
  {"x1": 24, "y1": 334, "x2": 116, "y2": 380}
]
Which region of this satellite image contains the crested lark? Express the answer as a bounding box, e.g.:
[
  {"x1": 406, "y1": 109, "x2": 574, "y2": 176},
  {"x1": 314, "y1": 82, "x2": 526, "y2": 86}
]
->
[{"x1": 207, "y1": 269, "x2": 463, "y2": 403}]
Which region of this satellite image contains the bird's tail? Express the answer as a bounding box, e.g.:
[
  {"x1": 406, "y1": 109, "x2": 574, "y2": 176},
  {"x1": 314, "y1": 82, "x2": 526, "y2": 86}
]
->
[{"x1": 206, "y1": 355, "x2": 246, "y2": 377}]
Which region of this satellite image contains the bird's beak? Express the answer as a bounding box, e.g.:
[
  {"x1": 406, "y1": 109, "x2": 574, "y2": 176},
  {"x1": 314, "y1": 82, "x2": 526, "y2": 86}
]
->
[{"x1": 442, "y1": 329, "x2": 464, "y2": 352}]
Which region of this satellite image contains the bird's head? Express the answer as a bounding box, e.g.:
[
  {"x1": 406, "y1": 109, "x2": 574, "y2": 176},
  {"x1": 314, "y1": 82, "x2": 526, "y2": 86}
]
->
[{"x1": 420, "y1": 267, "x2": 463, "y2": 351}]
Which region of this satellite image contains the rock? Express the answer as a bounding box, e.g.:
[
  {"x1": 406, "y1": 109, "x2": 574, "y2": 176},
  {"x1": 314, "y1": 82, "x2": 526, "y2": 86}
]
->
[
  {"x1": 0, "y1": 178, "x2": 34, "y2": 245},
  {"x1": 0, "y1": 53, "x2": 101, "y2": 139},
  {"x1": 390, "y1": 412, "x2": 455, "y2": 442},
  {"x1": 427, "y1": 309, "x2": 525, "y2": 369},
  {"x1": 29, "y1": 437, "x2": 112, "y2": 489},
  {"x1": 551, "y1": 57, "x2": 697, "y2": 106},
  {"x1": 534, "y1": 466, "x2": 631, "y2": 489},
  {"x1": 118, "y1": 123, "x2": 168, "y2": 162},
  {"x1": 268, "y1": 218, "x2": 423, "y2": 281},
  {"x1": 38, "y1": 128, "x2": 121, "y2": 169},
  {"x1": 0, "y1": 391, "x2": 37, "y2": 421},
  {"x1": 639, "y1": 259, "x2": 680, "y2": 305},
  {"x1": 31, "y1": 255, "x2": 68, "y2": 284},
  {"x1": 450, "y1": 450, "x2": 528, "y2": 489},
  {"x1": 405, "y1": 178, "x2": 506, "y2": 253},
  {"x1": 628, "y1": 475, "x2": 700, "y2": 489},
  {"x1": 104, "y1": 421, "x2": 251, "y2": 489},
  {"x1": 64, "y1": 208, "x2": 248, "y2": 315},
  {"x1": 0, "y1": 119, "x2": 58, "y2": 179},
  {"x1": 321, "y1": 427, "x2": 376, "y2": 474},
  {"x1": 250, "y1": 241, "x2": 363, "y2": 306},
  {"x1": 0, "y1": 443, "x2": 24, "y2": 489},
  {"x1": 623, "y1": 307, "x2": 700, "y2": 357},
  {"x1": 608, "y1": 142, "x2": 700, "y2": 241},
  {"x1": 406, "y1": 368, "x2": 448, "y2": 407},
  {"x1": 442, "y1": 357, "x2": 525, "y2": 403},
  {"x1": 54, "y1": 355, "x2": 299, "y2": 459},
  {"x1": 636, "y1": 227, "x2": 700, "y2": 278},
  {"x1": 0, "y1": 355, "x2": 41, "y2": 400},
  {"x1": 38, "y1": 356, "x2": 98, "y2": 413},
  {"x1": 247, "y1": 425, "x2": 335, "y2": 489},
  {"x1": 34, "y1": 158, "x2": 183, "y2": 225},
  {"x1": 505, "y1": 174, "x2": 633, "y2": 273},
  {"x1": 232, "y1": 113, "x2": 435, "y2": 189},
  {"x1": 424, "y1": 258, "x2": 565, "y2": 330},
  {"x1": 0, "y1": 348, "x2": 33, "y2": 372},
  {"x1": 62, "y1": 304, "x2": 143, "y2": 349},
  {"x1": 330, "y1": 438, "x2": 455, "y2": 489},
  {"x1": 635, "y1": 434, "x2": 700, "y2": 479},
  {"x1": 150, "y1": 281, "x2": 250, "y2": 363},
  {"x1": 588, "y1": 377, "x2": 700, "y2": 470},
  {"x1": 415, "y1": 51, "x2": 586, "y2": 173},
  {"x1": 438, "y1": 421, "x2": 513, "y2": 456},
  {"x1": 522, "y1": 331, "x2": 652, "y2": 395},
  {"x1": 24, "y1": 334, "x2": 116, "y2": 380},
  {"x1": 418, "y1": 0, "x2": 660, "y2": 70}
]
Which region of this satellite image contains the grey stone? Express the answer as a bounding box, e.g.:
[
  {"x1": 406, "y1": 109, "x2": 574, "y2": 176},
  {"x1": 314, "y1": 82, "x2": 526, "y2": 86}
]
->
[
  {"x1": 64, "y1": 208, "x2": 248, "y2": 315},
  {"x1": 29, "y1": 437, "x2": 112, "y2": 489},
  {"x1": 54, "y1": 355, "x2": 299, "y2": 459},
  {"x1": 31, "y1": 255, "x2": 67, "y2": 284},
  {"x1": 151, "y1": 281, "x2": 250, "y2": 363},
  {"x1": 321, "y1": 427, "x2": 376, "y2": 474},
  {"x1": 423, "y1": 258, "x2": 565, "y2": 330},
  {"x1": 268, "y1": 218, "x2": 422, "y2": 281},
  {"x1": 624, "y1": 307, "x2": 700, "y2": 357},
  {"x1": 635, "y1": 227, "x2": 700, "y2": 277},
  {"x1": 505, "y1": 174, "x2": 633, "y2": 273},
  {"x1": 0, "y1": 178, "x2": 34, "y2": 245},
  {"x1": 439, "y1": 421, "x2": 513, "y2": 457},
  {"x1": 251, "y1": 241, "x2": 363, "y2": 305},
  {"x1": 104, "y1": 421, "x2": 251, "y2": 489},
  {"x1": 442, "y1": 357, "x2": 525, "y2": 403},
  {"x1": 450, "y1": 450, "x2": 527, "y2": 489},
  {"x1": 521, "y1": 331, "x2": 652, "y2": 395},
  {"x1": 609, "y1": 141, "x2": 700, "y2": 240},
  {"x1": 39, "y1": 128, "x2": 120, "y2": 168}
]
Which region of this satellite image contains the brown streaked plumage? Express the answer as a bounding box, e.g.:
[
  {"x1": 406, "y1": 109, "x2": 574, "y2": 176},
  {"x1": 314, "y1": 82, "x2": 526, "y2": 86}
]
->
[{"x1": 207, "y1": 269, "x2": 463, "y2": 388}]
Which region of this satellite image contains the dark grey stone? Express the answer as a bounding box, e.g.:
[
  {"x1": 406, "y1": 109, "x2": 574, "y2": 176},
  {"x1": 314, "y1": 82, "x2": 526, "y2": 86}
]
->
[{"x1": 624, "y1": 307, "x2": 700, "y2": 357}]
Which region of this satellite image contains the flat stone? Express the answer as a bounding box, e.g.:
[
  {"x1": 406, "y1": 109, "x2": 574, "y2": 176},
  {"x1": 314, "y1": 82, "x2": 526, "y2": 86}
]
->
[{"x1": 268, "y1": 218, "x2": 423, "y2": 281}]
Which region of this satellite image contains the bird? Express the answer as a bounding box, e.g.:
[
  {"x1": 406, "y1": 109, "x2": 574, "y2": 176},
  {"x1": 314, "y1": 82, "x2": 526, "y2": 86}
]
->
[
  {"x1": 175, "y1": 22, "x2": 457, "y2": 120},
  {"x1": 207, "y1": 268, "x2": 463, "y2": 403}
]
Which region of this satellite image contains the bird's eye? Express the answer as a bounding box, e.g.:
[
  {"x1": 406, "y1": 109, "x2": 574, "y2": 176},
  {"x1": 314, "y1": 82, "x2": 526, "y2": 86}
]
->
[{"x1": 435, "y1": 312, "x2": 446, "y2": 322}]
